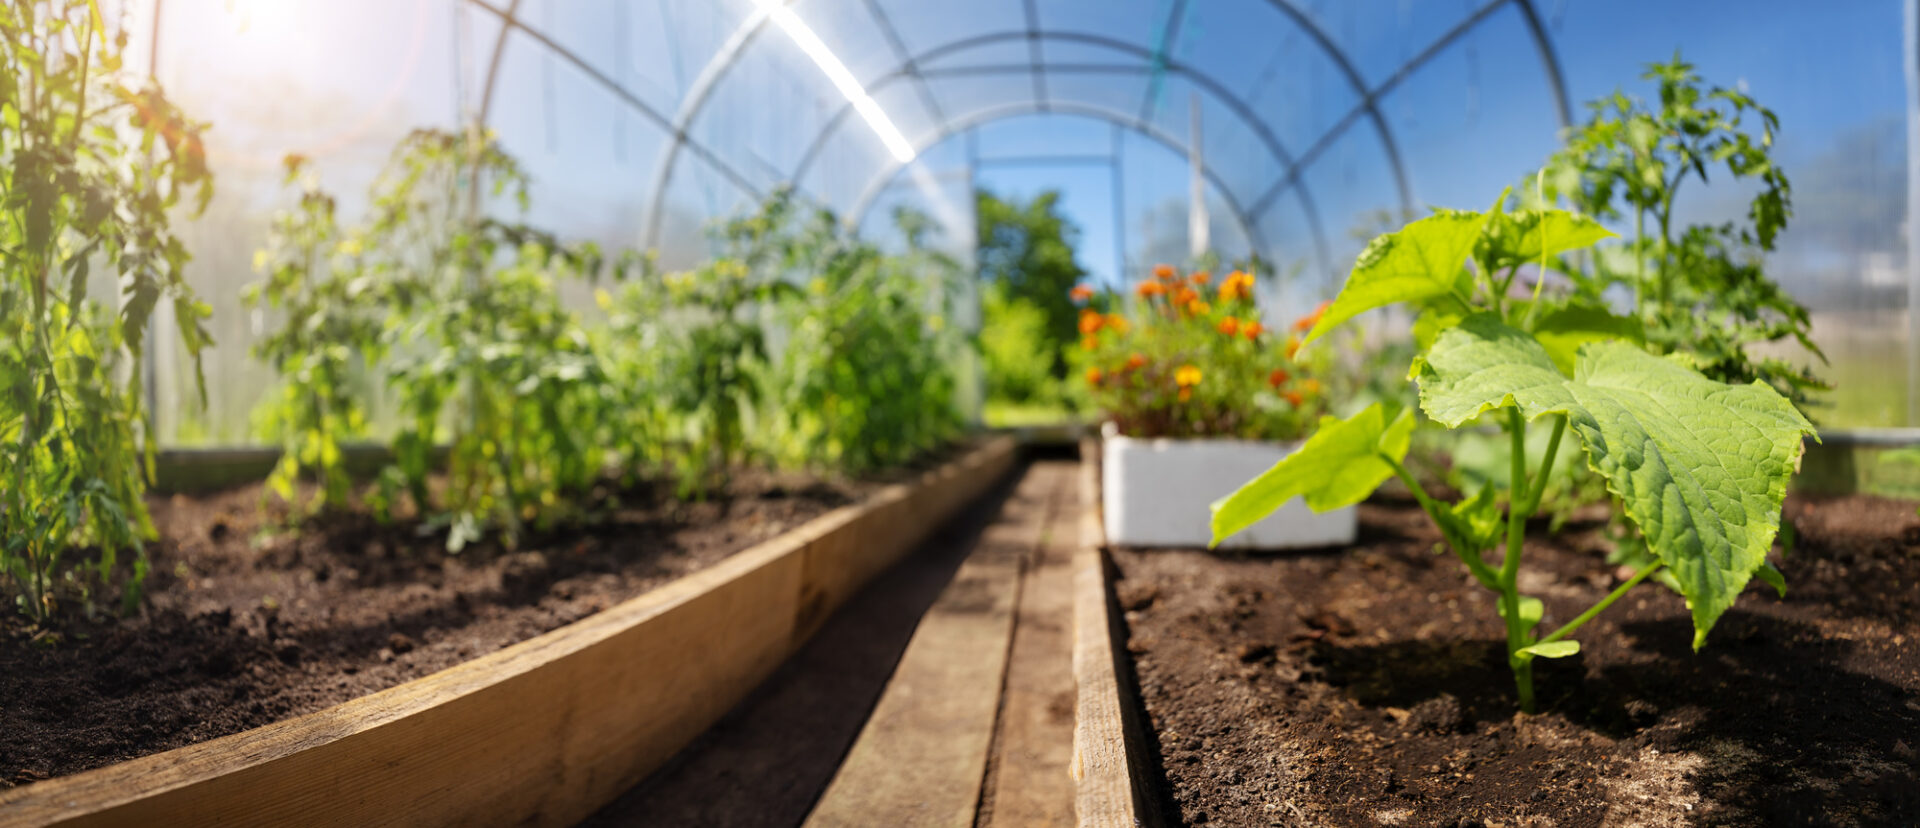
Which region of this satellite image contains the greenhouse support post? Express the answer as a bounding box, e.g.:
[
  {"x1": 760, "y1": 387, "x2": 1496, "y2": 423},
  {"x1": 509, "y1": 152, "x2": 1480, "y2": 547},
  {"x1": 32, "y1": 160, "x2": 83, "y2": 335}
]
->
[{"x1": 1907, "y1": 0, "x2": 1920, "y2": 425}]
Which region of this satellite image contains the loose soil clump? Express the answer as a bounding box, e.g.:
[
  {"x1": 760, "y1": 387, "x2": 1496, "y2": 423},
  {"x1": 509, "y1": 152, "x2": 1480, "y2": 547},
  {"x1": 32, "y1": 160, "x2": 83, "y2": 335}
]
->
[
  {"x1": 1, "y1": 468, "x2": 898, "y2": 788},
  {"x1": 1114, "y1": 493, "x2": 1920, "y2": 826}
]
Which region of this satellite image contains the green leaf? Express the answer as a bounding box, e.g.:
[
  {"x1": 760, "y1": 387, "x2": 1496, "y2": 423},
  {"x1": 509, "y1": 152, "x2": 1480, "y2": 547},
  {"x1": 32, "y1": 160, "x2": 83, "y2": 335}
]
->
[
  {"x1": 1496, "y1": 595, "x2": 1545, "y2": 628},
  {"x1": 1529, "y1": 302, "x2": 1643, "y2": 376},
  {"x1": 1303, "y1": 210, "x2": 1489, "y2": 346},
  {"x1": 1209, "y1": 403, "x2": 1414, "y2": 546},
  {"x1": 1483, "y1": 209, "x2": 1616, "y2": 271},
  {"x1": 1755, "y1": 560, "x2": 1787, "y2": 598},
  {"x1": 1517, "y1": 640, "x2": 1580, "y2": 659},
  {"x1": 1420, "y1": 317, "x2": 1818, "y2": 646}
]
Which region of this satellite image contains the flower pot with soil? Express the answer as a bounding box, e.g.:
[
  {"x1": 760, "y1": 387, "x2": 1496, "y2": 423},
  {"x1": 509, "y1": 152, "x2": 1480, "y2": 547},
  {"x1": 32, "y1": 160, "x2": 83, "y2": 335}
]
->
[{"x1": 1075, "y1": 267, "x2": 1345, "y2": 549}]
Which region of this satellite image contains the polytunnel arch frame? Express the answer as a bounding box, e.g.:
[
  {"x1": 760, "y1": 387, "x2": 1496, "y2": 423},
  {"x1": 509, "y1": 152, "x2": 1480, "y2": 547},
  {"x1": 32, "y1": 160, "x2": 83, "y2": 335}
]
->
[
  {"x1": 843, "y1": 101, "x2": 1312, "y2": 280},
  {"x1": 454, "y1": 0, "x2": 1574, "y2": 278}
]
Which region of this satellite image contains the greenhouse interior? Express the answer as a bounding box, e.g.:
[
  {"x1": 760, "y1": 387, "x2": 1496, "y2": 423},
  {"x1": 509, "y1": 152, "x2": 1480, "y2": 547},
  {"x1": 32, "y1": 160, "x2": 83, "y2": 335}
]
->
[{"x1": 2, "y1": 0, "x2": 1916, "y2": 825}]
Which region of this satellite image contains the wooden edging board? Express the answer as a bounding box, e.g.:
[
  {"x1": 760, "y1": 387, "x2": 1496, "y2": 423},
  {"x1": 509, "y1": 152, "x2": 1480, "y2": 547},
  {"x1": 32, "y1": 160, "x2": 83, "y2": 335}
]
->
[
  {"x1": 1069, "y1": 436, "x2": 1161, "y2": 827},
  {"x1": 0, "y1": 437, "x2": 1019, "y2": 828}
]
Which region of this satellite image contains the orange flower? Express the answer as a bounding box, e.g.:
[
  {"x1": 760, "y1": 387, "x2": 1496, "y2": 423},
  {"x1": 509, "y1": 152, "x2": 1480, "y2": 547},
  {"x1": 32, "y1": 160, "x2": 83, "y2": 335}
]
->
[
  {"x1": 1178, "y1": 387, "x2": 1193, "y2": 402},
  {"x1": 1293, "y1": 299, "x2": 1331, "y2": 332},
  {"x1": 1126, "y1": 353, "x2": 1147, "y2": 370},
  {"x1": 1186, "y1": 299, "x2": 1211, "y2": 316},
  {"x1": 1283, "y1": 390, "x2": 1304, "y2": 407},
  {"x1": 1173, "y1": 287, "x2": 1199, "y2": 306},
  {"x1": 1087, "y1": 366, "x2": 1104, "y2": 386},
  {"x1": 1190, "y1": 271, "x2": 1211, "y2": 285},
  {"x1": 1079, "y1": 308, "x2": 1104, "y2": 335},
  {"x1": 1174, "y1": 364, "x2": 1202, "y2": 387},
  {"x1": 1219, "y1": 270, "x2": 1255, "y2": 302},
  {"x1": 1267, "y1": 368, "x2": 1290, "y2": 388},
  {"x1": 1070, "y1": 284, "x2": 1095, "y2": 302},
  {"x1": 1216, "y1": 316, "x2": 1240, "y2": 337},
  {"x1": 1153, "y1": 264, "x2": 1176, "y2": 281},
  {"x1": 1106, "y1": 314, "x2": 1130, "y2": 334},
  {"x1": 1137, "y1": 280, "x2": 1167, "y2": 298},
  {"x1": 1082, "y1": 336, "x2": 1098, "y2": 351},
  {"x1": 1242, "y1": 321, "x2": 1264, "y2": 340},
  {"x1": 1299, "y1": 378, "x2": 1322, "y2": 396},
  {"x1": 1285, "y1": 335, "x2": 1301, "y2": 360}
]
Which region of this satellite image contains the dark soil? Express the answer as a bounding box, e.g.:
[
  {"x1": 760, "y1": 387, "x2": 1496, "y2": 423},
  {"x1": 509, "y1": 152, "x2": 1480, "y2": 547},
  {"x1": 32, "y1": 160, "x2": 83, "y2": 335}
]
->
[
  {"x1": 0, "y1": 464, "x2": 922, "y2": 789},
  {"x1": 1113, "y1": 493, "x2": 1920, "y2": 827}
]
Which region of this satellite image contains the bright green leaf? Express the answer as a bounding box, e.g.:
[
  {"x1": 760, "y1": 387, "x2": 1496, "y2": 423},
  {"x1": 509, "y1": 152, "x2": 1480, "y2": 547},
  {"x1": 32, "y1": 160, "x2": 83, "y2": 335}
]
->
[
  {"x1": 1483, "y1": 209, "x2": 1616, "y2": 271},
  {"x1": 1517, "y1": 640, "x2": 1580, "y2": 659},
  {"x1": 1755, "y1": 560, "x2": 1787, "y2": 598},
  {"x1": 1496, "y1": 595, "x2": 1545, "y2": 628},
  {"x1": 1303, "y1": 210, "x2": 1489, "y2": 346},
  {"x1": 1209, "y1": 403, "x2": 1414, "y2": 546},
  {"x1": 1529, "y1": 303, "x2": 1643, "y2": 376},
  {"x1": 1420, "y1": 318, "x2": 1817, "y2": 646}
]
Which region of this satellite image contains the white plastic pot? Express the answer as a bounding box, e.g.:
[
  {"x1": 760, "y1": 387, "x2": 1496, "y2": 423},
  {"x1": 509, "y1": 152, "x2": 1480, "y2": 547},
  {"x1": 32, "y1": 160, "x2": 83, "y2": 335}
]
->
[{"x1": 1100, "y1": 422, "x2": 1356, "y2": 550}]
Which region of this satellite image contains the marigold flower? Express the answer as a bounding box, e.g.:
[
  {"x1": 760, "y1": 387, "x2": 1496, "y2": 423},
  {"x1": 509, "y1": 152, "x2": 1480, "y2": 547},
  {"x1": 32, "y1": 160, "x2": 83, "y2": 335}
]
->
[
  {"x1": 1293, "y1": 299, "x2": 1332, "y2": 332},
  {"x1": 1219, "y1": 270, "x2": 1255, "y2": 302},
  {"x1": 1106, "y1": 314, "x2": 1130, "y2": 334},
  {"x1": 1126, "y1": 353, "x2": 1147, "y2": 370},
  {"x1": 1190, "y1": 271, "x2": 1211, "y2": 285},
  {"x1": 1070, "y1": 284, "x2": 1095, "y2": 302},
  {"x1": 1299, "y1": 378, "x2": 1322, "y2": 396},
  {"x1": 1187, "y1": 299, "x2": 1211, "y2": 316},
  {"x1": 1153, "y1": 264, "x2": 1176, "y2": 280},
  {"x1": 1268, "y1": 368, "x2": 1290, "y2": 388},
  {"x1": 1173, "y1": 287, "x2": 1199, "y2": 306},
  {"x1": 1217, "y1": 316, "x2": 1240, "y2": 337},
  {"x1": 1082, "y1": 336, "x2": 1098, "y2": 351},
  {"x1": 1242, "y1": 321, "x2": 1263, "y2": 340},
  {"x1": 1178, "y1": 387, "x2": 1193, "y2": 402},
  {"x1": 1079, "y1": 308, "x2": 1104, "y2": 335},
  {"x1": 1174, "y1": 364, "x2": 1203, "y2": 387},
  {"x1": 1283, "y1": 390, "x2": 1304, "y2": 407},
  {"x1": 1137, "y1": 280, "x2": 1167, "y2": 298},
  {"x1": 1087, "y1": 366, "x2": 1104, "y2": 386},
  {"x1": 1285, "y1": 335, "x2": 1301, "y2": 360}
]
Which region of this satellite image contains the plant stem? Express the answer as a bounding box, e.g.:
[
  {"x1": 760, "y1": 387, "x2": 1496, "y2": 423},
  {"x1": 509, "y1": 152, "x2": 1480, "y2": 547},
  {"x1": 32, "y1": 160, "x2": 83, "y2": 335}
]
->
[
  {"x1": 1501, "y1": 407, "x2": 1535, "y2": 712},
  {"x1": 1538, "y1": 560, "x2": 1664, "y2": 646},
  {"x1": 1382, "y1": 452, "x2": 1498, "y2": 590},
  {"x1": 1525, "y1": 414, "x2": 1567, "y2": 512}
]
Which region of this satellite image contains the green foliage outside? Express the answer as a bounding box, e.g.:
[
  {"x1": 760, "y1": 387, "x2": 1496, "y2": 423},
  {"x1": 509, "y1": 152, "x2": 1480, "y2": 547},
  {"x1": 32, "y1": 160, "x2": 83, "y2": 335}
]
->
[
  {"x1": 975, "y1": 188, "x2": 1087, "y2": 420},
  {"x1": 1212, "y1": 198, "x2": 1815, "y2": 713},
  {"x1": 1, "y1": 1, "x2": 214, "y2": 621}
]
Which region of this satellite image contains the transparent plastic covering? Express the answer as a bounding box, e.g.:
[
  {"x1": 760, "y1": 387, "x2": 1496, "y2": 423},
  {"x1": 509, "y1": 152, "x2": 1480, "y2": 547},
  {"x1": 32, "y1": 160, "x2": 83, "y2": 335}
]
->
[{"x1": 112, "y1": 0, "x2": 1908, "y2": 440}]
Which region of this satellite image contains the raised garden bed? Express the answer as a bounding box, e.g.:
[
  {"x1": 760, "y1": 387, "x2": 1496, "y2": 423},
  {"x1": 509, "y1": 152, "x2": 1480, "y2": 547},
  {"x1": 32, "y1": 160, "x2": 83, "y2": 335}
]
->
[
  {"x1": 0, "y1": 437, "x2": 1015, "y2": 826},
  {"x1": 1100, "y1": 492, "x2": 1920, "y2": 826}
]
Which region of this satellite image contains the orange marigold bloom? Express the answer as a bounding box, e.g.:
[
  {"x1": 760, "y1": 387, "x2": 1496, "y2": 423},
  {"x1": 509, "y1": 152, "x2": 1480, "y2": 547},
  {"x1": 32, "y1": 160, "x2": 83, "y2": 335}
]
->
[
  {"x1": 1136, "y1": 280, "x2": 1167, "y2": 298},
  {"x1": 1082, "y1": 336, "x2": 1098, "y2": 351},
  {"x1": 1153, "y1": 264, "x2": 1177, "y2": 280},
  {"x1": 1283, "y1": 390, "x2": 1304, "y2": 407},
  {"x1": 1190, "y1": 271, "x2": 1211, "y2": 285},
  {"x1": 1293, "y1": 299, "x2": 1332, "y2": 332},
  {"x1": 1267, "y1": 368, "x2": 1290, "y2": 388},
  {"x1": 1126, "y1": 353, "x2": 1147, "y2": 370},
  {"x1": 1087, "y1": 366, "x2": 1104, "y2": 386},
  {"x1": 1299, "y1": 378, "x2": 1322, "y2": 396},
  {"x1": 1178, "y1": 387, "x2": 1193, "y2": 402},
  {"x1": 1242, "y1": 321, "x2": 1264, "y2": 340},
  {"x1": 1219, "y1": 270, "x2": 1255, "y2": 302},
  {"x1": 1079, "y1": 308, "x2": 1104, "y2": 335},
  {"x1": 1106, "y1": 314, "x2": 1130, "y2": 334},
  {"x1": 1217, "y1": 316, "x2": 1240, "y2": 336},
  {"x1": 1070, "y1": 284, "x2": 1095, "y2": 302},
  {"x1": 1284, "y1": 335, "x2": 1301, "y2": 360},
  {"x1": 1186, "y1": 299, "x2": 1211, "y2": 316},
  {"x1": 1173, "y1": 287, "x2": 1198, "y2": 306},
  {"x1": 1174, "y1": 364, "x2": 1203, "y2": 387}
]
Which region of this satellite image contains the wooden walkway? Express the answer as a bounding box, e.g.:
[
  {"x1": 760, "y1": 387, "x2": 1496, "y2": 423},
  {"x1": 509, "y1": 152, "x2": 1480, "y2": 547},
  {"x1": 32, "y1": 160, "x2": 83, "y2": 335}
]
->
[{"x1": 582, "y1": 459, "x2": 1083, "y2": 827}]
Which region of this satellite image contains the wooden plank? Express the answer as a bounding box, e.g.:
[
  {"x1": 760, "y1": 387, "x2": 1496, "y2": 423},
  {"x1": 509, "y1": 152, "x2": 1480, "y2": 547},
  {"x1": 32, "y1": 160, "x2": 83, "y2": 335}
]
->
[
  {"x1": 1070, "y1": 437, "x2": 1153, "y2": 827},
  {"x1": 978, "y1": 460, "x2": 1079, "y2": 827},
  {"x1": 0, "y1": 438, "x2": 1018, "y2": 828},
  {"x1": 803, "y1": 461, "x2": 1055, "y2": 828}
]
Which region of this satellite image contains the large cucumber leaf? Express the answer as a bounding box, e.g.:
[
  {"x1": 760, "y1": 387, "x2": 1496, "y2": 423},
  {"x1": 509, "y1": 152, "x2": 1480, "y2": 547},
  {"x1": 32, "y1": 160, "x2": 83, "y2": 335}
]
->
[
  {"x1": 1480, "y1": 209, "x2": 1616, "y2": 272},
  {"x1": 1209, "y1": 403, "x2": 1414, "y2": 547},
  {"x1": 1418, "y1": 314, "x2": 1817, "y2": 646},
  {"x1": 1302, "y1": 211, "x2": 1488, "y2": 346}
]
